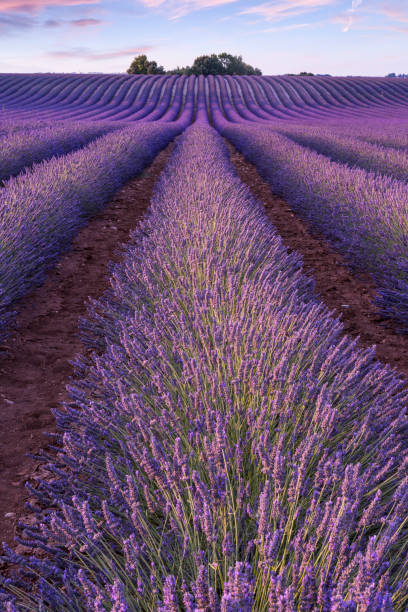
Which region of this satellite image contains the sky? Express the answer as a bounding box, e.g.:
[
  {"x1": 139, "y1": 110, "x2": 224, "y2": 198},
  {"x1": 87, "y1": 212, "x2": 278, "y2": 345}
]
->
[{"x1": 0, "y1": 0, "x2": 407, "y2": 75}]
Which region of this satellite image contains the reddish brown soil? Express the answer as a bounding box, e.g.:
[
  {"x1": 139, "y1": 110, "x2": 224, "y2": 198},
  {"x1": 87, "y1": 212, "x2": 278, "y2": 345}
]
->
[
  {"x1": 227, "y1": 141, "x2": 408, "y2": 379},
  {"x1": 2, "y1": 137, "x2": 408, "y2": 590},
  {"x1": 0, "y1": 143, "x2": 174, "y2": 556}
]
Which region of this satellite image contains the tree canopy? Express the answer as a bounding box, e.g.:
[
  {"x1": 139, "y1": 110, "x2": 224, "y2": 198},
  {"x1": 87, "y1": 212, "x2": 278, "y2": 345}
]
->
[
  {"x1": 127, "y1": 55, "x2": 165, "y2": 75},
  {"x1": 127, "y1": 53, "x2": 262, "y2": 76},
  {"x1": 285, "y1": 71, "x2": 314, "y2": 76},
  {"x1": 187, "y1": 53, "x2": 262, "y2": 76}
]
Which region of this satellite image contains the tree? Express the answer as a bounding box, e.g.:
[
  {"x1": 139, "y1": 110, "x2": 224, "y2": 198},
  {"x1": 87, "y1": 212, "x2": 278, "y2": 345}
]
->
[
  {"x1": 167, "y1": 66, "x2": 190, "y2": 75},
  {"x1": 285, "y1": 71, "x2": 314, "y2": 76},
  {"x1": 127, "y1": 55, "x2": 165, "y2": 75},
  {"x1": 217, "y1": 53, "x2": 262, "y2": 75},
  {"x1": 188, "y1": 53, "x2": 262, "y2": 76},
  {"x1": 165, "y1": 53, "x2": 262, "y2": 76},
  {"x1": 126, "y1": 52, "x2": 262, "y2": 76},
  {"x1": 189, "y1": 54, "x2": 223, "y2": 75}
]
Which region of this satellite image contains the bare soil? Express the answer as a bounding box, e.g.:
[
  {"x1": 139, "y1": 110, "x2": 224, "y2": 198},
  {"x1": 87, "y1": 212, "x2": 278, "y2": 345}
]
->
[
  {"x1": 1, "y1": 137, "x2": 408, "y2": 589},
  {"x1": 0, "y1": 143, "x2": 174, "y2": 556},
  {"x1": 227, "y1": 141, "x2": 408, "y2": 379}
]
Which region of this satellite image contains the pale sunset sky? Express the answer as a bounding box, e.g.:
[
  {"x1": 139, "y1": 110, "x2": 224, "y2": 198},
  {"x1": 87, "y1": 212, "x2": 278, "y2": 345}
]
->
[{"x1": 0, "y1": 0, "x2": 407, "y2": 75}]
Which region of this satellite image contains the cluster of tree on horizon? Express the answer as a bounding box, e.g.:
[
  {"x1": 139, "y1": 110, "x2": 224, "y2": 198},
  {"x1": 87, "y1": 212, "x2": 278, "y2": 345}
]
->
[
  {"x1": 285, "y1": 71, "x2": 314, "y2": 76},
  {"x1": 127, "y1": 53, "x2": 262, "y2": 76},
  {"x1": 386, "y1": 73, "x2": 408, "y2": 78},
  {"x1": 126, "y1": 57, "x2": 335, "y2": 77}
]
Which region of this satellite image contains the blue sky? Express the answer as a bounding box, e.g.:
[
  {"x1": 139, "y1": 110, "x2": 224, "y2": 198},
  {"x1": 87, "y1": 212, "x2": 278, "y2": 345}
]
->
[{"x1": 0, "y1": 0, "x2": 407, "y2": 75}]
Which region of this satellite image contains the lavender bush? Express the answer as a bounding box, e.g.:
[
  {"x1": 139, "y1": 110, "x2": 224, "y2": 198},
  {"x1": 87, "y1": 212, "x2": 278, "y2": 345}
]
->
[
  {"x1": 0, "y1": 120, "x2": 53, "y2": 137},
  {"x1": 277, "y1": 125, "x2": 408, "y2": 183},
  {"x1": 359, "y1": 130, "x2": 408, "y2": 151},
  {"x1": 2, "y1": 125, "x2": 408, "y2": 610},
  {"x1": 0, "y1": 122, "x2": 119, "y2": 184},
  {"x1": 0, "y1": 122, "x2": 180, "y2": 344},
  {"x1": 317, "y1": 121, "x2": 408, "y2": 151},
  {"x1": 1, "y1": 74, "x2": 408, "y2": 123},
  {"x1": 217, "y1": 121, "x2": 408, "y2": 331}
]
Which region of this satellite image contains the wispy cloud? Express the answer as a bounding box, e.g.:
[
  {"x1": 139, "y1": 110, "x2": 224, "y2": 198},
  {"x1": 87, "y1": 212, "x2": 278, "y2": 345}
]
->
[
  {"x1": 332, "y1": 2, "x2": 408, "y2": 34},
  {"x1": 44, "y1": 17, "x2": 103, "y2": 26},
  {"x1": 0, "y1": 11, "x2": 36, "y2": 32},
  {"x1": 141, "y1": 0, "x2": 166, "y2": 7},
  {"x1": 0, "y1": 0, "x2": 99, "y2": 14},
  {"x1": 47, "y1": 45, "x2": 154, "y2": 60},
  {"x1": 139, "y1": 0, "x2": 238, "y2": 20},
  {"x1": 386, "y1": 23, "x2": 408, "y2": 31},
  {"x1": 359, "y1": 21, "x2": 408, "y2": 33},
  {"x1": 0, "y1": 12, "x2": 35, "y2": 26},
  {"x1": 72, "y1": 17, "x2": 103, "y2": 25},
  {"x1": 263, "y1": 21, "x2": 314, "y2": 30},
  {"x1": 330, "y1": 0, "x2": 408, "y2": 34},
  {"x1": 342, "y1": 15, "x2": 353, "y2": 30},
  {"x1": 379, "y1": 2, "x2": 408, "y2": 23},
  {"x1": 332, "y1": 0, "x2": 363, "y2": 32},
  {"x1": 350, "y1": 0, "x2": 362, "y2": 10},
  {"x1": 239, "y1": 0, "x2": 337, "y2": 22},
  {"x1": 332, "y1": 12, "x2": 356, "y2": 31}
]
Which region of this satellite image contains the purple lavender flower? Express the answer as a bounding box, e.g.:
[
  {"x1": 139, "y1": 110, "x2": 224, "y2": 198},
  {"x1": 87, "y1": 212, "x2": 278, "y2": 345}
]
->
[
  {"x1": 158, "y1": 575, "x2": 179, "y2": 612},
  {"x1": 2, "y1": 119, "x2": 408, "y2": 612},
  {"x1": 221, "y1": 563, "x2": 254, "y2": 611}
]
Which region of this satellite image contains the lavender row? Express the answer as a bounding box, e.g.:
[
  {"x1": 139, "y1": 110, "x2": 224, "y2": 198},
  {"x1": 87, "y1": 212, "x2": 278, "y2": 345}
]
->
[
  {"x1": 2, "y1": 124, "x2": 408, "y2": 610},
  {"x1": 277, "y1": 125, "x2": 408, "y2": 182},
  {"x1": 1, "y1": 75, "x2": 408, "y2": 123},
  {"x1": 353, "y1": 123, "x2": 408, "y2": 151},
  {"x1": 0, "y1": 120, "x2": 51, "y2": 137},
  {"x1": 218, "y1": 121, "x2": 408, "y2": 331},
  {"x1": 0, "y1": 121, "x2": 120, "y2": 184},
  {"x1": 316, "y1": 120, "x2": 408, "y2": 150},
  {"x1": 296, "y1": 119, "x2": 408, "y2": 151},
  {"x1": 0, "y1": 122, "x2": 180, "y2": 345}
]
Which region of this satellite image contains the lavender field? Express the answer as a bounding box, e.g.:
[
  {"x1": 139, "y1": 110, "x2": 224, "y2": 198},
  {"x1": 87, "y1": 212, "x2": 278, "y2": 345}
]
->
[{"x1": 1, "y1": 74, "x2": 408, "y2": 611}]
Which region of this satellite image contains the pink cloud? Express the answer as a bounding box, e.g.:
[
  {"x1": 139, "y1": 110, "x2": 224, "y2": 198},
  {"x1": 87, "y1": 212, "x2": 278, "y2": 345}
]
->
[
  {"x1": 44, "y1": 17, "x2": 103, "y2": 26},
  {"x1": 140, "y1": 0, "x2": 238, "y2": 20},
  {"x1": 331, "y1": 12, "x2": 360, "y2": 31},
  {"x1": 71, "y1": 17, "x2": 103, "y2": 25},
  {"x1": 388, "y1": 23, "x2": 408, "y2": 31},
  {"x1": 362, "y1": 22, "x2": 408, "y2": 33},
  {"x1": 141, "y1": 0, "x2": 166, "y2": 7},
  {"x1": 380, "y1": 4, "x2": 408, "y2": 23},
  {"x1": 240, "y1": 0, "x2": 337, "y2": 21},
  {"x1": 0, "y1": 0, "x2": 99, "y2": 14},
  {"x1": 263, "y1": 21, "x2": 314, "y2": 30}
]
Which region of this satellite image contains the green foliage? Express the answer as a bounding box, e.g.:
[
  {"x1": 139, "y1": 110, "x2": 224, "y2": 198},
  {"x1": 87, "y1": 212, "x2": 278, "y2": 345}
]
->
[
  {"x1": 286, "y1": 71, "x2": 315, "y2": 76},
  {"x1": 186, "y1": 53, "x2": 262, "y2": 76},
  {"x1": 190, "y1": 53, "x2": 224, "y2": 75},
  {"x1": 217, "y1": 52, "x2": 262, "y2": 75},
  {"x1": 127, "y1": 54, "x2": 165, "y2": 75},
  {"x1": 134, "y1": 53, "x2": 262, "y2": 76}
]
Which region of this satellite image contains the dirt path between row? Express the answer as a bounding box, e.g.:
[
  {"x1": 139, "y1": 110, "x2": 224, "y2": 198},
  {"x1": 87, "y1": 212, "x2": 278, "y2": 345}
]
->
[
  {"x1": 227, "y1": 141, "x2": 408, "y2": 380},
  {"x1": 2, "y1": 135, "x2": 408, "y2": 585},
  {"x1": 0, "y1": 142, "x2": 175, "y2": 553}
]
